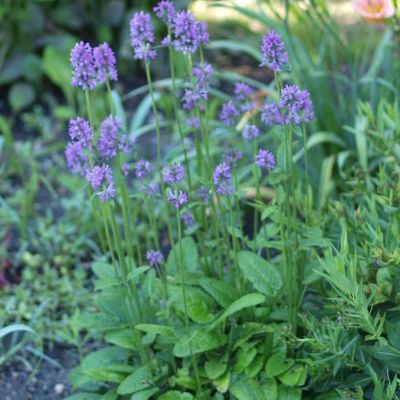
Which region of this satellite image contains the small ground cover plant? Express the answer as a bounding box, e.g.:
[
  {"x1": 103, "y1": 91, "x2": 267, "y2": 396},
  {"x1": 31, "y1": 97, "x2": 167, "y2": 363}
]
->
[{"x1": 61, "y1": 1, "x2": 400, "y2": 399}]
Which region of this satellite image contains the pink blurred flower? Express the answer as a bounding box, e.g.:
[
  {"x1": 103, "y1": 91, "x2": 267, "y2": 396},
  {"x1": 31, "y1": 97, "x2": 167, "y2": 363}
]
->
[{"x1": 352, "y1": 0, "x2": 395, "y2": 21}]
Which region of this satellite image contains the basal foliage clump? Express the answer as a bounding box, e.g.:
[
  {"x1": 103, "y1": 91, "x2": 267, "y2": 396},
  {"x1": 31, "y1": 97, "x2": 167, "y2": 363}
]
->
[{"x1": 62, "y1": 2, "x2": 400, "y2": 399}]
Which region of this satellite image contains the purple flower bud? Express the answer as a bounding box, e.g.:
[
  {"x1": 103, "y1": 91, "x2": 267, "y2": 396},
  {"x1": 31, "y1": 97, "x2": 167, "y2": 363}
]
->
[
  {"x1": 242, "y1": 124, "x2": 260, "y2": 140},
  {"x1": 122, "y1": 163, "x2": 130, "y2": 176},
  {"x1": 70, "y1": 41, "x2": 98, "y2": 90},
  {"x1": 162, "y1": 162, "x2": 185, "y2": 184},
  {"x1": 186, "y1": 117, "x2": 200, "y2": 128},
  {"x1": 213, "y1": 162, "x2": 234, "y2": 196},
  {"x1": 146, "y1": 250, "x2": 164, "y2": 267},
  {"x1": 234, "y1": 82, "x2": 253, "y2": 101},
  {"x1": 261, "y1": 102, "x2": 281, "y2": 126},
  {"x1": 197, "y1": 187, "x2": 210, "y2": 204},
  {"x1": 167, "y1": 190, "x2": 188, "y2": 208},
  {"x1": 85, "y1": 164, "x2": 115, "y2": 201},
  {"x1": 181, "y1": 88, "x2": 207, "y2": 110},
  {"x1": 193, "y1": 62, "x2": 213, "y2": 89},
  {"x1": 260, "y1": 30, "x2": 289, "y2": 72},
  {"x1": 93, "y1": 43, "x2": 118, "y2": 83},
  {"x1": 135, "y1": 159, "x2": 152, "y2": 180},
  {"x1": 68, "y1": 117, "x2": 93, "y2": 147},
  {"x1": 223, "y1": 149, "x2": 243, "y2": 167},
  {"x1": 98, "y1": 115, "x2": 122, "y2": 160},
  {"x1": 154, "y1": 1, "x2": 176, "y2": 27},
  {"x1": 130, "y1": 12, "x2": 156, "y2": 61},
  {"x1": 181, "y1": 211, "x2": 195, "y2": 227},
  {"x1": 256, "y1": 149, "x2": 276, "y2": 170},
  {"x1": 65, "y1": 142, "x2": 88, "y2": 175},
  {"x1": 220, "y1": 101, "x2": 240, "y2": 126}
]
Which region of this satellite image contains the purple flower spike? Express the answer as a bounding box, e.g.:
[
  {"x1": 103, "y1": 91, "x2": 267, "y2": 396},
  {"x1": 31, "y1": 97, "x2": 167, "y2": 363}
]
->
[
  {"x1": 256, "y1": 149, "x2": 276, "y2": 171},
  {"x1": 70, "y1": 41, "x2": 98, "y2": 90},
  {"x1": 145, "y1": 182, "x2": 160, "y2": 196},
  {"x1": 130, "y1": 12, "x2": 156, "y2": 61},
  {"x1": 94, "y1": 43, "x2": 118, "y2": 83},
  {"x1": 170, "y1": 11, "x2": 208, "y2": 55},
  {"x1": 85, "y1": 164, "x2": 115, "y2": 201},
  {"x1": 135, "y1": 159, "x2": 152, "y2": 180},
  {"x1": 220, "y1": 101, "x2": 240, "y2": 126},
  {"x1": 146, "y1": 250, "x2": 164, "y2": 267},
  {"x1": 260, "y1": 30, "x2": 289, "y2": 72},
  {"x1": 223, "y1": 149, "x2": 243, "y2": 167},
  {"x1": 279, "y1": 84, "x2": 314, "y2": 124},
  {"x1": 65, "y1": 142, "x2": 88, "y2": 175},
  {"x1": 213, "y1": 162, "x2": 234, "y2": 196},
  {"x1": 261, "y1": 102, "x2": 281, "y2": 126},
  {"x1": 98, "y1": 115, "x2": 122, "y2": 160},
  {"x1": 193, "y1": 63, "x2": 213, "y2": 89},
  {"x1": 162, "y1": 162, "x2": 185, "y2": 184},
  {"x1": 234, "y1": 82, "x2": 253, "y2": 101},
  {"x1": 167, "y1": 190, "x2": 188, "y2": 208},
  {"x1": 242, "y1": 124, "x2": 260, "y2": 140},
  {"x1": 68, "y1": 117, "x2": 93, "y2": 147},
  {"x1": 154, "y1": 0, "x2": 176, "y2": 27},
  {"x1": 181, "y1": 211, "x2": 195, "y2": 227}
]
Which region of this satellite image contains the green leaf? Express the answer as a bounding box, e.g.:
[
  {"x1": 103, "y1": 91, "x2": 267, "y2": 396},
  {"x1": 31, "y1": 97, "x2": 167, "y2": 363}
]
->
[
  {"x1": 117, "y1": 366, "x2": 152, "y2": 395},
  {"x1": 198, "y1": 277, "x2": 237, "y2": 308},
  {"x1": 105, "y1": 329, "x2": 138, "y2": 349},
  {"x1": 0, "y1": 324, "x2": 34, "y2": 339},
  {"x1": 135, "y1": 324, "x2": 176, "y2": 339},
  {"x1": 205, "y1": 359, "x2": 228, "y2": 380},
  {"x1": 167, "y1": 237, "x2": 198, "y2": 274},
  {"x1": 238, "y1": 252, "x2": 282, "y2": 299},
  {"x1": 229, "y1": 376, "x2": 266, "y2": 400},
  {"x1": 278, "y1": 364, "x2": 307, "y2": 387},
  {"x1": 265, "y1": 353, "x2": 294, "y2": 378},
  {"x1": 277, "y1": 386, "x2": 302, "y2": 400},
  {"x1": 92, "y1": 261, "x2": 117, "y2": 282},
  {"x1": 214, "y1": 371, "x2": 230, "y2": 393},
  {"x1": 208, "y1": 293, "x2": 265, "y2": 330},
  {"x1": 127, "y1": 266, "x2": 150, "y2": 283},
  {"x1": 158, "y1": 391, "x2": 193, "y2": 400},
  {"x1": 101, "y1": 388, "x2": 118, "y2": 400},
  {"x1": 262, "y1": 378, "x2": 278, "y2": 400},
  {"x1": 81, "y1": 347, "x2": 130, "y2": 370},
  {"x1": 130, "y1": 388, "x2": 159, "y2": 400},
  {"x1": 9, "y1": 83, "x2": 35, "y2": 111},
  {"x1": 173, "y1": 330, "x2": 227, "y2": 358},
  {"x1": 42, "y1": 46, "x2": 72, "y2": 89},
  {"x1": 64, "y1": 394, "x2": 102, "y2": 400}
]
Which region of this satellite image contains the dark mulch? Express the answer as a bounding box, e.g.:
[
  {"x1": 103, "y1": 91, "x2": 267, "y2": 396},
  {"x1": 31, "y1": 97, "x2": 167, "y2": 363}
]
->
[{"x1": 0, "y1": 344, "x2": 79, "y2": 400}]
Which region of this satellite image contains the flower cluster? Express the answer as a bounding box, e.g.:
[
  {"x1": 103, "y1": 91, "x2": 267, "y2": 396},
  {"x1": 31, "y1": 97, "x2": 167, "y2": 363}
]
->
[
  {"x1": 130, "y1": 11, "x2": 156, "y2": 60},
  {"x1": 162, "y1": 163, "x2": 185, "y2": 184},
  {"x1": 260, "y1": 30, "x2": 288, "y2": 71},
  {"x1": 220, "y1": 101, "x2": 240, "y2": 126},
  {"x1": 70, "y1": 41, "x2": 117, "y2": 90},
  {"x1": 98, "y1": 116, "x2": 127, "y2": 160},
  {"x1": 85, "y1": 164, "x2": 116, "y2": 201},
  {"x1": 213, "y1": 162, "x2": 234, "y2": 196},
  {"x1": 256, "y1": 149, "x2": 276, "y2": 171},
  {"x1": 135, "y1": 159, "x2": 153, "y2": 180},
  {"x1": 167, "y1": 190, "x2": 188, "y2": 208},
  {"x1": 261, "y1": 84, "x2": 314, "y2": 126},
  {"x1": 146, "y1": 250, "x2": 164, "y2": 267}
]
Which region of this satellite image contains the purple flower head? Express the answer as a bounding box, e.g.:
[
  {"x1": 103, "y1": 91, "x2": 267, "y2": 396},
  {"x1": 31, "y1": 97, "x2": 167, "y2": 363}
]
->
[
  {"x1": 135, "y1": 159, "x2": 152, "y2": 180},
  {"x1": 130, "y1": 12, "x2": 156, "y2": 61},
  {"x1": 65, "y1": 142, "x2": 88, "y2": 175},
  {"x1": 181, "y1": 88, "x2": 207, "y2": 110},
  {"x1": 167, "y1": 190, "x2": 188, "y2": 208},
  {"x1": 279, "y1": 85, "x2": 314, "y2": 124},
  {"x1": 171, "y1": 11, "x2": 208, "y2": 55},
  {"x1": 93, "y1": 43, "x2": 118, "y2": 83},
  {"x1": 162, "y1": 162, "x2": 185, "y2": 184},
  {"x1": 68, "y1": 117, "x2": 93, "y2": 147},
  {"x1": 145, "y1": 182, "x2": 160, "y2": 196},
  {"x1": 118, "y1": 135, "x2": 133, "y2": 154},
  {"x1": 234, "y1": 82, "x2": 253, "y2": 101},
  {"x1": 70, "y1": 41, "x2": 97, "y2": 90},
  {"x1": 193, "y1": 63, "x2": 213, "y2": 89},
  {"x1": 220, "y1": 101, "x2": 240, "y2": 126},
  {"x1": 256, "y1": 149, "x2": 276, "y2": 171},
  {"x1": 197, "y1": 187, "x2": 210, "y2": 204},
  {"x1": 261, "y1": 102, "x2": 281, "y2": 126},
  {"x1": 154, "y1": 1, "x2": 176, "y2": 27},
  {"x1": 98, "y1": 115, "x2": 122, "y2": 160},
  {"x1": 146, "y1": 250, "x2": 164, "y2": 267},
  {"x1": 223, "y1": 149, "x2": 243, "y2": 167},
  {"x1": 242, "y1": 124, "x2": 260, "y2": 140},
  {"x1": 260, "y1": 30, "x2": 289, "y2": 72},
  {"x1": 186, "y1": 116, "x2": 200, "y2": 128},
  {"x1": 181, "y1": 211, "x2": 195, "y2": 227},
  {"x1": 85, "y1": 164, "x2": 115, "y2": 201},
  {"x1": 213, "y1": 162, "x2": 234, "y2": 196}
]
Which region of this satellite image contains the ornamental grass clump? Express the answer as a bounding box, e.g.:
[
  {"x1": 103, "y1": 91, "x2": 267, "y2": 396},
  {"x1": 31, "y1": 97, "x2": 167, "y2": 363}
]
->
[{"x1": 64, "y1": 3, "x2": 319, "y2": 398}]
